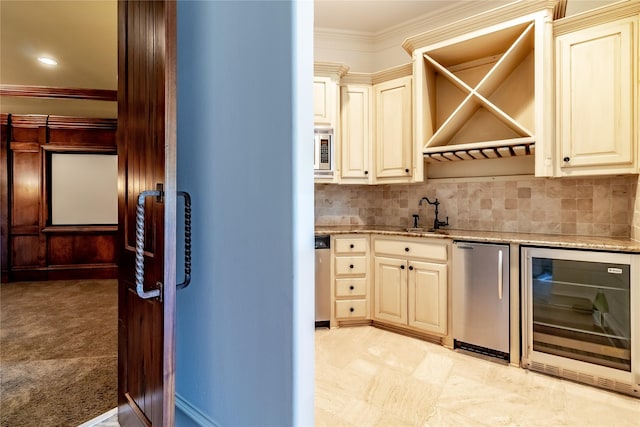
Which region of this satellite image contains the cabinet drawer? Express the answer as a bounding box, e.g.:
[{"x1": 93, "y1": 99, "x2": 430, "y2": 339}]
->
[
  {"x1": 335, "y1": 299, "x2": 367, "y2": 319},
  {"x1": 335, "y1": 237, "x2": 368, "y2": 254},
  {"x1": 335, "y1": 278, "x2": 366, "y2": 297},
  {"x1": 335, "y1": 256, "x2": 367, "y2": 275},
  {"x1": 374, "y1": 238, "x2": 447, "y2": 261}
]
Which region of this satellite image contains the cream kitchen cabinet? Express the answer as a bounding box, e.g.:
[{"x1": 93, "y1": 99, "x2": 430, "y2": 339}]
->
[
  {"x1": 554, "y1": 7, "x2": 638, "y2": 176},
  {"x1": 340, "y1": 84, "x2": 372, "y2": 184},
  {"x1": 404, "y1": 4, "x2": 555, "y2": 179},
  {"x1": 373, "y1": 75, "x2": 414, "y2": 183},
  {"x1": 331, "y1": 235, "x2": 370, "y2": 326},
  {"x1": 373, "y1": 236, "x2": 448, "y2": 336},
  {"x1": 339, "y1": 65, "x2": 417, "y2": 185}
]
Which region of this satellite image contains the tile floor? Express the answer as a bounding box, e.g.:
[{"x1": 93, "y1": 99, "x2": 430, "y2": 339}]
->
[
  {"x1": 315, "y1": 326, "x2": 640, "y2": 426},
  {"x1": 90, "y1": 326, "x2": 640, "y2": 426}
]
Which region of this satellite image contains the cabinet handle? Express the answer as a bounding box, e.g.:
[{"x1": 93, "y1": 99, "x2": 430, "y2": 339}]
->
[
  {"x1": 409, "y1": 266, "x2": 414, "y2": 271},
  {"x1": 349, "y1": 264, "x2": 354, "y2": 269},
  {"x1": 405, "y1": 168, "x2": 410, "y2": 173},
  {"x1": 364, "y1": 170, "x2": 368, "y2": 175},
  {"x1": 349, "y1": 307, "x2": 355, "y2": 313},
  {"x1": 400, "y1": 265, "x2": 405, "y2": 270},
  {"x1": 563, "y1": 157, "x2": 570, "y2": 162},
  {"x1": 350, "y1": 244, "x2": 354, "y2": 249},
  {"x1": 349, "y1": 285, "x2": 354, "y2": 290},
  {"x1": 405, "y1": 247, "x2": 410, "y2": 252},
  {"x1": 498, "y1": 249, "x2": 503, "y2": 300}
]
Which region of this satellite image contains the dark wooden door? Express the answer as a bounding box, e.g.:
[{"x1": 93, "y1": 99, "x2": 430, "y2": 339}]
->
[{"x1": 117, "y1": 1, "x2": 177, "y2": 426}]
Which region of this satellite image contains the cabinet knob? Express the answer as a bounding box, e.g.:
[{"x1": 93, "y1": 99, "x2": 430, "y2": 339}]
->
[
  {"x1": 350, "y1": 244, "x2": 354, "y2": 249},
  {"x1": 349, "y1": 285, "x2": 354, "y2": 290},
  {"x1": 563, "y1": 157, "x2": 570, "y2": 162},
  {"x1": 364, "y1": 170, "x2": 368, "y2": 175},
  {"x1": 405, "y1": 247, "x2": 410, "y2": 252},
  {"x1": 400, "y1": 265, "x2": 405, "y2": 270},
  {"x1": 349, "y1": 264, "x2": 354, "y2": 269},
  {"x1": 349, "y1": 307, "x2": 355, "y2": 313},
  {"x1": 409, "y1": 266, "x2": 414, "y2": 271},
  {"x1": 405, "y1": 168, "x2": 410, "y2": 173}
]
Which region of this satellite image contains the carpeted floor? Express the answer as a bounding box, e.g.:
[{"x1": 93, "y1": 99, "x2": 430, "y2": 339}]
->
[{"x1": 0, "y1": 279, "x2": 117, "y2": 427}]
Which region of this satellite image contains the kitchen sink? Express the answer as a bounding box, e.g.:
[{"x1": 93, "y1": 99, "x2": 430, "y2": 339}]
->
[{"x1": 405, "y1": 228, "x2": 449, "y2": 235}]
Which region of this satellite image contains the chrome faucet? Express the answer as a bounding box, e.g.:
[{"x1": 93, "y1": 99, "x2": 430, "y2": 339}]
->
[{"x1": 419, "y1": 197, "x2": 449, "y2": 230}]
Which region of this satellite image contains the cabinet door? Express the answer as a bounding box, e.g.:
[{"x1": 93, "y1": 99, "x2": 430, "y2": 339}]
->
[
  {"x1": 314, "y1": 77, "x2": 334, "y2": 126},
  {"x1": 373, "y1": 256, "x2": 407, "y2": 325},
  {"x1": 374, "y1": 76, "x2": 413, "y2": 182},
  {"x1": 408, "y1": 260, "x2": 447, "y2": 335},
  {"x1": 341, "y1": 84, "x2": 371, "y2": 182},
  {"x1": 556, "y1": 17, "x2": 636, "y2": 175}
]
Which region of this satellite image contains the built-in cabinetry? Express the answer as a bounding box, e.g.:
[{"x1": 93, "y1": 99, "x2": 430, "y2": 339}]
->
[
  {"x1": 372, "y1": 236, "x2": 448, "y2": 335},
  {"x1": 331, "y1": 234, "x2": 370, "y2": 326},
  {"x1": 554, "y1": 6, "x2": 638, "y2": 176},
  {"x1": 374, "y1": 75, "x2": 413, "y2": 183},
  {"x1": 314, "y1": 63, "x2": 349, "y2": 184},
  {"x1": 339, "y1": 64, "x2": 416, "y2": 184},
  {"x1": 340, "y1": 83, "x2": 371, "y2": 183},
  {"x1": 405, "y1": 5, "x2": 555, "y2": 179}
]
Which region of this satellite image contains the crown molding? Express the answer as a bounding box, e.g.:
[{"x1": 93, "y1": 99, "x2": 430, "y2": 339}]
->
[
  {"x1": 341, "y1": 73, "x2": 373, "y2": 85},
  {"x1": 402, "y1": 1, "x2": 556, "y2": 55},
  {"x1": 374, "y1": 1, "x2": 515, "y2": 51},
  {"x1": 0, "y1": 84, "x2": 117, "y2": 101},
  {"x1": 315, "y1": 2, "x2": 517, "y2": 56},
  {"x1": 372, "y1": 63, "x2": 413, "y2": 85},
  {"x1": 341, "y1": 63, "x2": 412, "y2": 86},
  {"x1": 553, "y1": 0, "x2": 639, "y2": 35},
  {"x1": 314, "y1": 62, "x2": 350, "y2": 78}
]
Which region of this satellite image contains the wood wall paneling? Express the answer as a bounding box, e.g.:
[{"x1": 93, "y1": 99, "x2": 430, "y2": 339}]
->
[
  {"x1": 0, "y1": 114, "x2": 9, "y2": 282},
  {"x1": 10, "y1": 149, "x2": 40, "y2": 227},
  {"x1": 2, "y1": 114, "x2": 118, "y2": 281},
  {"x1": 48, "y1": 233, "x2": 117, "y2": 265}
]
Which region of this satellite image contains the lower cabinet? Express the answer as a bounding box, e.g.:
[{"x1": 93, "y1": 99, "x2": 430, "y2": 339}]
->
[
  {"x1": 332, "y1": 234, "x2": 370, "y2": 325},
  {"x1": 373, "y1": 236, "x2": 448, "y2": 336}
]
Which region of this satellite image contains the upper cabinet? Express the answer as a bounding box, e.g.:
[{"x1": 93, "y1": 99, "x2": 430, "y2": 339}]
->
[
  {"x1": 373, "y1": 75, "x2": 414, "y2": 183},
  {"x1": 404, "y1": 3, "x2": 556, "y2": 178},
  {"x1": 313, "y1": 76, "x2": 335, "y2": 126},
  {"x1": 314, "y1": 63, "x2": 349, "y2": 184},
  {"x1": 338, "y1": 64, "x2": 419, "y2": 185},
  {"x1": 554, "y1": 5, "x2": 639, "y2": 176},
  {"x1": 313, "y1": 63, "x2": 348, "y2": 129}
]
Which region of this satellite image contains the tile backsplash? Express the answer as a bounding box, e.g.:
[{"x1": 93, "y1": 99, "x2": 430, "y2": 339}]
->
[{"x1": 315, "y1": 175, "x2": 639, "y2": 238}]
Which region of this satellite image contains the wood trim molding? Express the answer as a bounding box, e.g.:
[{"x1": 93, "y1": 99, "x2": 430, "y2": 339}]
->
[
  {"x1": 42, "y1": 225, "x2": 118, "y2": 233},
  {"x1": 0, "y1": 85, "x2": 117, "y2": 102},
  {"x1": 402, "y1": 1, "x2": 556, "y2": 55},
  {"x1": 553, "y1": 1, "x2": 640, "y2": 35},
  {"x1": 372, "y1": 63, "x2": 413, "y2": 85},
  {"x1": 314, "y1": 62, "x2": 350, "y2": 78},
  {"x1": 47, "y1": 116, "x2": 117, "y2": 130}
]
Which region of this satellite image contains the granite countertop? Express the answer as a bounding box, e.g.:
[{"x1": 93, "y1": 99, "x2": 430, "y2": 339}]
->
[{"x1": 315, "y1": 225, "x2": 640, "y2": 253}]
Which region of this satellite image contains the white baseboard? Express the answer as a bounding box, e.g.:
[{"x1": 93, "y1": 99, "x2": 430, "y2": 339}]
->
[
  {"x1": 176, "y1": 393, "x2": 219, "y2": 427},
  {"x1": 78, "y1": 407, "x2": 118, "y2": 427}
]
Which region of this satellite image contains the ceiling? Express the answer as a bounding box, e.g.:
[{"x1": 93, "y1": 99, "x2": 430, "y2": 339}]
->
[
  {"x1": 0, "y1": 0, "x2": 117, "y2": 90},
  {"x1": 0, "y1": 1, "x2": 620, "y2": 98},
  {"x1": 314, "y1": 0, "x2": 459, "y2": 34},
  {"x1": 0, "y1": 0, "x2": 476, "y2": 93}
]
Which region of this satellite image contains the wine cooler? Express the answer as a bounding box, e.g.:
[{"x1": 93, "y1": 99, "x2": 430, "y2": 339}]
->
[{"x1": 521, "y1": 247, "x2": 640, "y2": 396}]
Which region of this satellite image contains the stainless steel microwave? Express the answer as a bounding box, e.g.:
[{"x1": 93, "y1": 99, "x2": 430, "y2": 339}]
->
[{"x1": 314, "y1": 128, "x2": 334, "y2": 177}]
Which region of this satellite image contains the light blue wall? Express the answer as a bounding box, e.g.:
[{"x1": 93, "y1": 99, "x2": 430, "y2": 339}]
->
[{"x1": 176, "y1": 1, "x2": 314, "y2": 426}]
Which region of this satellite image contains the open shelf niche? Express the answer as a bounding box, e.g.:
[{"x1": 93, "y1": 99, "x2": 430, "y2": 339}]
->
[{"x1": 405, "y1": 3, "x2": 555, "y2": 178}]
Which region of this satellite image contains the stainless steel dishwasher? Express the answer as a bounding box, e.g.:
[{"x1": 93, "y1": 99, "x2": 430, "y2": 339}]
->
[
  {"x1": 315, "y1": 235, "x2": 331, "y2": 328},
  {"x1": 452, "y1": 241, "x2": 510, "y2": 361}
]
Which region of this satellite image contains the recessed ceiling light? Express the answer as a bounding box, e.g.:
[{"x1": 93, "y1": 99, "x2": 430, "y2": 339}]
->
[{"x1": 37, "y1": 57, "x2": 58, "y2": 66}]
